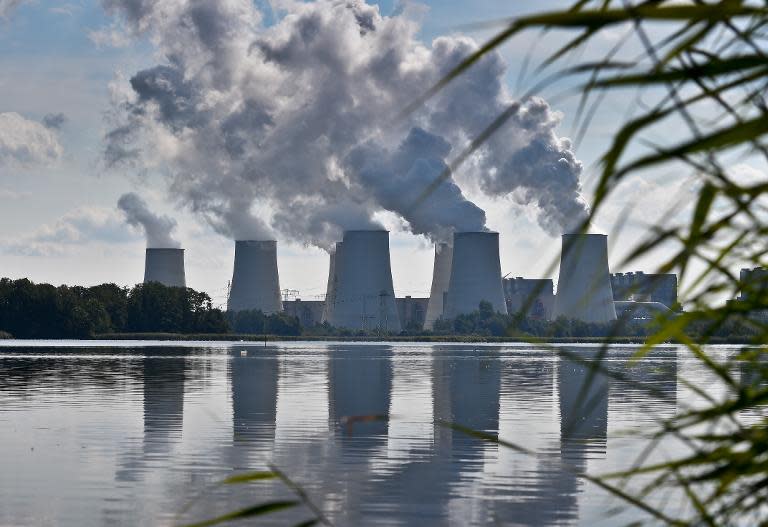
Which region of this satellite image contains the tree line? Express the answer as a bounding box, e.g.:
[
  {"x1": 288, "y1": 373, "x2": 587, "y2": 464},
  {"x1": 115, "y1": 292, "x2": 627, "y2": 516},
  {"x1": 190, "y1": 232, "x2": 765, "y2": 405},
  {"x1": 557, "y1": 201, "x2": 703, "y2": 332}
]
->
[
  {"x1": 0, "y1": 279, "x2": 229, "y2": 338},
  {"x1": 0, "y1": 279, "x2": 759, "y2": 340}
]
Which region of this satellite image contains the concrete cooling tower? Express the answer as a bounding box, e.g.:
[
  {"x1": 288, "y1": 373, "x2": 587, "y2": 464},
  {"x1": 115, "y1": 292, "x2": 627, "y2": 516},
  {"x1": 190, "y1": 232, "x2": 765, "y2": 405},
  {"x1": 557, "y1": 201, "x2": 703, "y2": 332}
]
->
[
  {"x1": 227, "y1": 240, "x2": 282, "y2": 314},
  {"x1": 321, "y1": 242, "x2": 342, "y2": 323},
  {"x1": 327, "y1": 230, "x2": 401, "y2": 332},
  {"x1": 144, "y1": 248, "x2": 186, "y2": 288},
  {"x1": 424, "y1": 242, "x2": 453, "y2": 330},
  {"x1": 553, "y1": 233, "x2": 617, "y2": 323},
  {"x1": 444, "y1": 232, "x2": 507, "y2": 318}
]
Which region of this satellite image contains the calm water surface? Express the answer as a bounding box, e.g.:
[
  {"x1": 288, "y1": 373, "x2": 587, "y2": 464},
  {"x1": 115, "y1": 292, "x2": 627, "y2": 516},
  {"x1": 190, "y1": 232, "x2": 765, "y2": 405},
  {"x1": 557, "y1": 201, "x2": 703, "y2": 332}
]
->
[{"x1": 0, "y1": 341, "x2": 746, "y2": 526}]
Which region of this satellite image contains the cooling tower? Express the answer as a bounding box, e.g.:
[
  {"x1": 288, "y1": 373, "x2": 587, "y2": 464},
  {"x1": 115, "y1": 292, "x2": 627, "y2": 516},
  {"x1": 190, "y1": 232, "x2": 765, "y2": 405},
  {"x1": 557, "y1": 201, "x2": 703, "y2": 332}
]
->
[
  {"x1": 553, "y1": 233, "x2": 617, "y2": 323},
  {"x1": 444, "y1": 232, "x2": 507, "y2": 318},
  {"x1": 321, "y1": 242, "x2": 342, "y2": 323},
  {"x1": 424, "y1": 242, "x2": 453, "y2": 329},
  {"x1": 143, "y1": 248, "x2": 186, "y2": 288},
  {"x1": 227, "y1": 240, "x2": 282, "y2": 314},
  {"x1": 327, "y1": 230, "x2": 401, "y2": 332}
]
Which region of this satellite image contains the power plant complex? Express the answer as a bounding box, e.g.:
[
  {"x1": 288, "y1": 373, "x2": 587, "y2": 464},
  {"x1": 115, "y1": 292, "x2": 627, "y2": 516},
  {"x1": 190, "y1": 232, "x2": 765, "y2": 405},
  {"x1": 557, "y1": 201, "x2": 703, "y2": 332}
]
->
[{"x1": 139, "y1": 229, "x2": 683, "y2": 330}]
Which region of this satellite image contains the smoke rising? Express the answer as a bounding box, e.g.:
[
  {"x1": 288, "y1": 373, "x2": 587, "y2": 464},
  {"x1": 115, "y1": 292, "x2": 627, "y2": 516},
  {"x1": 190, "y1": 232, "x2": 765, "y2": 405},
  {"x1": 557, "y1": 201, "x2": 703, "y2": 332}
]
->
[
  {"x1": 42, "y1": 113, "x2": 67, "y2": 130},
  {"x1": 102, "y1": 0, "x2": 588, "y2": 247},
  {"x1": 0, "y1": 0, "x2": 25, "y2": 20},
  {"x1": 117, "y1": 192, "x2": 180, "y2": 248}
]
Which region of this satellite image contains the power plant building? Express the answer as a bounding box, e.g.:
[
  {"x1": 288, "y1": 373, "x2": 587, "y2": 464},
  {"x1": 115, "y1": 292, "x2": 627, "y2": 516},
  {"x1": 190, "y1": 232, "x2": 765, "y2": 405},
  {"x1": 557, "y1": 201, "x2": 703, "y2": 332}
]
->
[
  {"x1": 325, "y1": 230, "x2": 401, "y2": 332},
  {"x1": 227, "y1": 240, "x2": 282, "y2": 314},
  {"x1": 283, "y1": 299, "x2": 325, "y2": 328},
  {"x1": 503, "y1": 277, "x2": 554, "y2": 320},
  {"x1": 322, "y1": 242, "x2": 342, "y2": 324},
  {"x1": 396, "y1": 296, "x2": 429, "y2": 330},
  {"x1": 738, "y1": 267, "x2": 768, "y2": 302},
  {"x1": 611, "y1": 271, "x2": 678, "y2": 310},
  {"x1": 444, "y1": 231, "x2": 507, "y2": 318},
  {"x1": 553, "y1": 233, "x2": 617, "y2": 323},
  {"x1": 424, "y1": 243, "x2": 453, "y2": 329},
  {"x1": 143, "y1": 248, "x2": 186, "y2": 288}
]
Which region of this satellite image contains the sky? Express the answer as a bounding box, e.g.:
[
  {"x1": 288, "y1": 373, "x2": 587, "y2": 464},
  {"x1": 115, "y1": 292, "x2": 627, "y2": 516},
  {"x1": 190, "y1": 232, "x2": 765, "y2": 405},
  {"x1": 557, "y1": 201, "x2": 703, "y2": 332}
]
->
[{"x1": 0, "y1": 0, "x2": 758, "y2": 308}]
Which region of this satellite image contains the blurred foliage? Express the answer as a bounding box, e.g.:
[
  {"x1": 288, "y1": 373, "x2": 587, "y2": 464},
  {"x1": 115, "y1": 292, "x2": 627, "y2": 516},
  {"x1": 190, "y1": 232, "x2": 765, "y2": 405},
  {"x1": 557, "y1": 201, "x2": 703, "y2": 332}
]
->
[{"x1": 422, "y1": 0, "x2": 768, "y2": 524}]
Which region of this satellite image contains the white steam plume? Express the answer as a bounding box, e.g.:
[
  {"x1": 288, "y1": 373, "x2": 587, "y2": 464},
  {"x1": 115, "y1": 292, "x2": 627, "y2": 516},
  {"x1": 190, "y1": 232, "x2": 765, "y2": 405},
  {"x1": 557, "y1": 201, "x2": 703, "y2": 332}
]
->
[
  {"x1": 102, "y1": 0, "x2": 588, "y2": 247},
  {"x1": 117, "y1": 192, "x2": 180, "y2": 248}
]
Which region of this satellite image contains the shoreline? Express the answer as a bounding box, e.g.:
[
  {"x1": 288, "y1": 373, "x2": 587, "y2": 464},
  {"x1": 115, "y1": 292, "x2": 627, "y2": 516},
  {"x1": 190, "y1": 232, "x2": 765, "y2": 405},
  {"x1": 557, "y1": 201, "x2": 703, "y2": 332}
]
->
[{"x1": 0, "y1": 333, "x2": 752, "y2": 345}]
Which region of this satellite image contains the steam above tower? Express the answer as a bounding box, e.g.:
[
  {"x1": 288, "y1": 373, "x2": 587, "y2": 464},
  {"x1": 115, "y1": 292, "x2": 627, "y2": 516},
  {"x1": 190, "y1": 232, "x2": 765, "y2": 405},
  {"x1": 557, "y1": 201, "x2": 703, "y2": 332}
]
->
[
  {"x1": 444, "y1": 232, "x2": 507, "y2": 318},
  {"x1": 325, "y1": 230, "x2": 400, "y2": 332},
  {"x1": 227, "y1": 240, "x2": 282, "y2": 314},
  {"x1": 552, "y1": 233, "x2": 617, "y2": 323}
]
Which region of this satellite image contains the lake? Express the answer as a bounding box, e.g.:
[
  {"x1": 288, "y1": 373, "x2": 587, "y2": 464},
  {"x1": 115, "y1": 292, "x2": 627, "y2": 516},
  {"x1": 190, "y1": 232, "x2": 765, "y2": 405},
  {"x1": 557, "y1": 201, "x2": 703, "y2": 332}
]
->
[{"x1": 0, "y1": 341, "x2": 746, "y2": 526}]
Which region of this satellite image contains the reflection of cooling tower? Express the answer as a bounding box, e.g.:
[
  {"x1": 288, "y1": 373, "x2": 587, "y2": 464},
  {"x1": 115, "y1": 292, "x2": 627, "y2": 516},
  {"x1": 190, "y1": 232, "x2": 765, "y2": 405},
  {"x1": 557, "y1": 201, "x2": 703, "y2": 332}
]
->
[
  {"x1": 322, "y1": 242, "x2": 342, "y2": 323},
  {"x1": 144, "y1": 248, "x2": 186, "y2": 288},
  {"x1": 227, "y1": 240, "x2": 282, "y2": 313},
  {"x1": 553, "y1": 234, "x2": 617, "y2": 323},
  {"x1": 424, "y1": 243, "x2": 453, "y2": 330},
  {"x1": 444, "y1": 232, "x2": 507, "y2": 318},
  {"x1": 328, "y1": 231, "x2": 401, "y2": 332}
]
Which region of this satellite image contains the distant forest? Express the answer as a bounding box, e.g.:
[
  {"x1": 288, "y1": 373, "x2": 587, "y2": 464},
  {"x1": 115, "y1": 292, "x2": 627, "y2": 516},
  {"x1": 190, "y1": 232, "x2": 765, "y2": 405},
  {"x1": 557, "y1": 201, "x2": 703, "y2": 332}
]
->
[{"x1": 0, "y1": 278, "x2": 760, "y2": 341}]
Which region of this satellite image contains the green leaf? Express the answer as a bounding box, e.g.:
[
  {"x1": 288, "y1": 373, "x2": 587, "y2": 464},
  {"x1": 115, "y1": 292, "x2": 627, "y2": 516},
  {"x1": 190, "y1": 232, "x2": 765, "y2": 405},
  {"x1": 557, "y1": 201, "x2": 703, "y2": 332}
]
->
[
  {"x1": 222, "y1": 471, "x2": 278, "y2": 484},
  {"x1": 593, "y1": 56, "x2": 768, "y2": 87},
  {"x1": 180, "y1": 500, "x2": 300, "y2": 527}
]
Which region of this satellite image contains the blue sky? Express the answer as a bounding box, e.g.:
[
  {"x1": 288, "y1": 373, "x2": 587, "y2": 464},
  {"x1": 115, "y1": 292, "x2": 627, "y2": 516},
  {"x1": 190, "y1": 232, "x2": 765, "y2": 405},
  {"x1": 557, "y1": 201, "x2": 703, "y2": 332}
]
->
[{"x1": 0, "y1": 0, "x2": 727, "y2": 306}]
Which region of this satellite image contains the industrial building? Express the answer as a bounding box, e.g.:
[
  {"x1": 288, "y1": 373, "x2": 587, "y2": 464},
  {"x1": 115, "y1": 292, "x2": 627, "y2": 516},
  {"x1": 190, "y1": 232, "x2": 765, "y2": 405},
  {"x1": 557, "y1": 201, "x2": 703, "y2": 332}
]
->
[
  {"x1": 424, "y1": 243, "x2": 452, "y2": 330},
  {"x1": 611, "y1": 271, "x2": 678, "y2": 310},
  {"x1": 444, "y1": 231, "x2": 507, "y2": 318},
  {"x1": 283, "y1": 299, "x2": 325, "y2": 327},
  {"x1": 324, "y1": 230, "x2": 401, "y2": 332},
  {"x1": 321, "y1": 242, "x2": 342, "y2": 324},
  {"x1": 143, "y1": 248, "x2": 186, "y2": 288},
  {"x1": 503, "y1": 277, "x2": 554, "y2": 320},
  {"x1": 614, "y1": 300, "x2": 673, "y2": 321},
  {"x1": 738, "y1": 267, "x2": 768, "y2": 302},
  {"x1": 396, "y1": 296, "x2": 429, "y2": 330},
  {"x1": 227, "y1": 240, "x2": 283, "y2": 314},
  {"x1": 553, "y1": 233, "x2": 617, "y2": 323}
]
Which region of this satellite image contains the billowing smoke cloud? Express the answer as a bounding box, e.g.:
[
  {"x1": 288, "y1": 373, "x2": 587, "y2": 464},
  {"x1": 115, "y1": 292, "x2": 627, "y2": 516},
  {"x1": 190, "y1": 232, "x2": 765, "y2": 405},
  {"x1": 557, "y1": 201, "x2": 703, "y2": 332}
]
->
[
  {"x1": 0, "y1": 112, "x2": 63, "y2": 166},
  {"x1": 102, "y1": 0, "x2": 588, "y2": 247},
  {"x1": 42, "y1": 113, "x2": 67, "y2": 130},
  {"x1": 0, "y1": 0, "x2": 25, "y2": 20},
  {"x1": 346, "y1": 127, "x2": 487, "y2": 241},
  {"x1": 117, "y1": 192, "x2": 180, "y2": 248}
]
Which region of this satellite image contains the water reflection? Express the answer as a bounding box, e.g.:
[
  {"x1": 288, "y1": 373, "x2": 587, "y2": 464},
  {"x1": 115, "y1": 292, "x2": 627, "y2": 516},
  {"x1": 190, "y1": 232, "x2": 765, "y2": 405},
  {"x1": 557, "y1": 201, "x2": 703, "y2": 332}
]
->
[{"x1": 0, "y1": 342, "x2": 694, "y2": 526}]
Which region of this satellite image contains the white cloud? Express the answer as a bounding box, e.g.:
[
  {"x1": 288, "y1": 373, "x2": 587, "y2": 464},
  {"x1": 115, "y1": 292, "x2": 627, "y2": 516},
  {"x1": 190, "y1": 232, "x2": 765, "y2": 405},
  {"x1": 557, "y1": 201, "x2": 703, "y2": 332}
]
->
[
  {"x1": 0, "y1": 112, "x2": 63, "y2": 167},
  {"x1": 0, "y1": 206, "x2": 138, "y2": 256},
  {"x1": 729, "y1": 162, "x2": 766, "y2": 186},
  {"x1": 88, "y1": 25, "x2": 131, "y2": 48},
  {"x1": 0, "y1": 187, "x2": 30, "y2": 199},
  {"x1": 48, "y1": 3, "x2": 80, "y2": 16}
]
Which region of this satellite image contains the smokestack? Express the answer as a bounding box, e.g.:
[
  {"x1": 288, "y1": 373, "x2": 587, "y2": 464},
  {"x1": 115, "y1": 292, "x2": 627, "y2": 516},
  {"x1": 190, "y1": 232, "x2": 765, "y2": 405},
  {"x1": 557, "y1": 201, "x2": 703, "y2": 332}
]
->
[
  {"x1": 553, "y1": 233, "x2": 617, "y2": 323},
  {"x1": 144, "y1": 248, "x2": 186, "y2": 288},
  {"x1": 227, "y1": 240, "x2": 282, "y2": 314},
  {"x1": 321, "y1": 242, "x2": 342, "y2": 323},
  {"x1": 424, "y1": 242, "x2": 453, "y2": 330},
  {"x1": 327, "y1": 230, "x2": 401, "y2": 332},
  {"x1": 444, "y1": 232, "x2": 507, "y2": 318}
]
